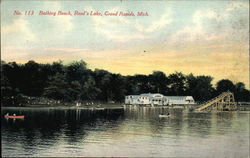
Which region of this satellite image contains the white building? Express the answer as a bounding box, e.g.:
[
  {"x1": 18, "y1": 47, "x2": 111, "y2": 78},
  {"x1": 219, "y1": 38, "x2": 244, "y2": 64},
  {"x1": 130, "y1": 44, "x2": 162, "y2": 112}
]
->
[
  {"x1": 125, "y1": 93, "x2": 167, "y2": 106},
  {"x1": 165, "y1": 96, "x2": 195, "y2": 105},
  {"x1": 125, "y1": 93, "x2": 195, "y2": 106}
]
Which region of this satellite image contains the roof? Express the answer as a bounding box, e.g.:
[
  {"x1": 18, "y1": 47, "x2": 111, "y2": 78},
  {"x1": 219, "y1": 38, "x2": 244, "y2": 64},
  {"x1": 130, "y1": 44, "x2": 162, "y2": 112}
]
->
[
  {"x1": 126, "y1": 94, "x2": 194, "y2": 100},
  {"x1": 140, "y1": 93, "x2": 164, "y2": 98},
  {"x1": 165, "y1": 96, "x2": 193, "y2": 98}
]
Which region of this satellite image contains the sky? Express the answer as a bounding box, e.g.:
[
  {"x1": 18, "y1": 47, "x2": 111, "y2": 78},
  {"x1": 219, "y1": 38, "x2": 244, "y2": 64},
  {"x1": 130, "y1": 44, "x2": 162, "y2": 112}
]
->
[{"x1": 1, "y1": 0, "x2": 249, "y2": 88}]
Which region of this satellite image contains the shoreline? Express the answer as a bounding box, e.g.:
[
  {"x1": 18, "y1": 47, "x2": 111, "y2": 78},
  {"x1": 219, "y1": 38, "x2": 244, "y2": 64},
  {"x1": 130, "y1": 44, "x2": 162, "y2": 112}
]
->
[
  {"x1": 0, "y1": 104, "x2": 189, "y2": 110},
  {"x1": 1, "y1": 103, "x2": 249, "y2": 111},
  {"x1": 2, "y1": 105, "x2": 249, "y2": 111},
  {"x1": 1, "y1": 105, "x2": 125, "y2": 110}
]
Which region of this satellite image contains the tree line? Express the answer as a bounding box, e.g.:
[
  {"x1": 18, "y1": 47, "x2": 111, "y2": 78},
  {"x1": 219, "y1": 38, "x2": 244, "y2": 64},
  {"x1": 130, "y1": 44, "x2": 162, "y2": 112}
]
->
[{"x1": 1, "y1": 60, "x2": 249, "y2": 106}]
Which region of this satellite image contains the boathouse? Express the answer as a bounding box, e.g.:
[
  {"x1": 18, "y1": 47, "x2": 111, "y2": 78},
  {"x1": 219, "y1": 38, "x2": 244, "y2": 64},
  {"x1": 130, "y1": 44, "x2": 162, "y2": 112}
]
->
[{"x1": 125, "y1": 93, "x2": 195, "y2": 106}]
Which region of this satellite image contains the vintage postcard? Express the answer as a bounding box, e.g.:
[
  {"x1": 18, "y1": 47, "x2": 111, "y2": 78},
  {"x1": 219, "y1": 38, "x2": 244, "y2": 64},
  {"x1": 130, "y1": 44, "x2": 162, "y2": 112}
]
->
[{"x1": 1, "y1": 0, "x2": 249, "y2": 157}]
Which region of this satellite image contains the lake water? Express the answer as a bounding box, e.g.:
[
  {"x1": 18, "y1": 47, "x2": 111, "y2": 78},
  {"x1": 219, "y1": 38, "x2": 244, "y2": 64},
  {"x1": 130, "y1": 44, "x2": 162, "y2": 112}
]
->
[{"x1": 1, "y1": 107, "x2": 249, "y2": 157}]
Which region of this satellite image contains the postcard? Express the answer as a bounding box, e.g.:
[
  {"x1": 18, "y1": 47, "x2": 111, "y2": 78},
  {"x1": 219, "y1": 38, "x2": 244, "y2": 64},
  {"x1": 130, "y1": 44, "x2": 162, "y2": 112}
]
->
[{"x1": 1, "y1": 0, "x2": 249, "y2": 157}]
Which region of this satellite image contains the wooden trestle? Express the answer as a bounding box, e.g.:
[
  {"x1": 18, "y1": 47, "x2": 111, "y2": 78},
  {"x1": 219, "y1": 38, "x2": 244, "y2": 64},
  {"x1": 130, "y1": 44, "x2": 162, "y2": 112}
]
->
[{"x1": 195, "y1": 92, "x2": 237, "y2": 112}]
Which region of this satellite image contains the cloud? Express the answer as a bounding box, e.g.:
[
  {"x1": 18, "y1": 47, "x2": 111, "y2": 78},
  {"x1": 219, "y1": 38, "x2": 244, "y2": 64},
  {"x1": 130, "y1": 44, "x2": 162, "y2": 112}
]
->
[
  {"x1": 94, "y1": 26, "x2": 148, "y2": 42},
  {"x1": 46, "y1": 47, "x2": 90, "y2": 53},
  {"x1": 2, "y1": 17, "x2": 35, "y2": 41},
  {"x1": 90, "y1": 6, "x2": 172, "y2": 42},
  {"x1": 225, "y1": 1, "x2": 249, "y2": 13},
  {"x1": 43, "y1": 2, "x2": 73, "y2": 32},
  {"x1": 171, "y1": 9, "x2": 223, "y2": 42},
  {"x1": 1, "y1": 46, "x2": 30, "y2": 61},
  {"x1": 134, "y1": 8, "x2": 172, "y2": 33},
  {"x1": 171, "y1": 1, "x2": 249, "y2": 44},
  {"x1": 1, "y1": 46, "x2": 91, "y2": 63},
  {"x1": 90, "y1": 11, "x2": 147, "y2": 42}
]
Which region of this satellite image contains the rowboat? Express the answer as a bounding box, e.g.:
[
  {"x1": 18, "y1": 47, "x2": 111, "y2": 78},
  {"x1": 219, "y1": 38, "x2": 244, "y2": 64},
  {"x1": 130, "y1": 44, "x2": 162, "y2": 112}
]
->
[
  {"x1": 159, "y1": 114, "x2": 170, "y2": 118},
  {"x1": 4, "y1": 115, "x2": 25, "y2": 119}
]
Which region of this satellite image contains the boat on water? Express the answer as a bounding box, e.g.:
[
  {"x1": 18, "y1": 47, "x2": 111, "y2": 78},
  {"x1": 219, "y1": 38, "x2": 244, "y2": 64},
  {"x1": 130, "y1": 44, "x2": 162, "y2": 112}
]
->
[
  {"x1": 4, "y1": 115, "x2": 25, "y2": 119},
  {"x1": 159, "y1": 114, "x2": 171, "y2": 118}
]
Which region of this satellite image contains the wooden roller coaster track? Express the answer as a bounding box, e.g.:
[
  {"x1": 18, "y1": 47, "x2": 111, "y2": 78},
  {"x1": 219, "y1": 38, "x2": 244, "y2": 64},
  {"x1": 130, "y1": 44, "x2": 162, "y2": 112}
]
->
[{"x1": 195, "y1": 91, "x2": 237, "y2": 112}]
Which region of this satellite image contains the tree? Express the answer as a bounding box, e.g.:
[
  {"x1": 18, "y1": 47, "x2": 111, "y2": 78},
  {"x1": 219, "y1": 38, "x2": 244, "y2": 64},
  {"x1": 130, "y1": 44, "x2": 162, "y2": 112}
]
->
[
  {"x1": 149, "y1": 71, "x2": 168, "y2": 94},
  {"x1": 186, "y1": 74, "x2": 215, "y2": 102},
  {"x1": 234, "y1": 82, "x2": 250, "y2": 102},
  {"x1": 43, "y1": 73, "x2": 68, "y2": 100},
  {"x1": 93, "y1": 69, "x2": 112, "y2": 101},
  {"x1": 16, "y1": 60, "x2": 51, "y2": 96},
  {"x1": 110, "y1": 74, "x2": 126, "y2": 102},
  {"x1": 124, "y1": 76, "x2": 137, "y2": 95},
  {"x1": 50, "y1": 60, "x2": 64, "y2": 75},
  {"x1": 216, "y1": 79, "x2": 235, "y2": 94},
  {"x1": 2, "y1": 61, "x2": 22, "y2": 93},
  {"x1": 82, "y1": 76, "x2": 101, "y2": 100},
  {"x1": 1, "y1": 61, "x2": 27, "y2": 106},
  {"x1": 1, "y1": 72, "x2": 17, "y2": 106},
  {"x1": 66, "y1": 60, "x2": 88, "y2": 83},
  {"x1": 67, "y1": 81, "x2": 83, "y2": 101},
  {"x1": 130, "y1": 74, "x2": 152, "y2": 94},
  {"x1": 168, "y1": 72, "x2": 187, "y2": 95},
  {"x1": 1, "y1": 59, "x2": 249, "y2": 106},
  {"x1": 100, "y1": 73, "x2": 113, "y2": 101}
]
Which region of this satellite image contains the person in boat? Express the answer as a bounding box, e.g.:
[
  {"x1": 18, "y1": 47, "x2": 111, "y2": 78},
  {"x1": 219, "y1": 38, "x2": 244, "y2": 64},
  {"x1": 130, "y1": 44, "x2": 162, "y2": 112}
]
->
[
  {"x1": 13, "y1": 113, "x2": 16, "y2": 116},
  {"x1": 6, "y1": 113, "x2": 9, "y2": 116}
]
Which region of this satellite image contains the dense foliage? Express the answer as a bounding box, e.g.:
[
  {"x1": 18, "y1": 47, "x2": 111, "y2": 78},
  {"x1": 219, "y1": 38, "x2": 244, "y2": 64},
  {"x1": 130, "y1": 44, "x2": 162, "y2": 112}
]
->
[{"x1": 1, "y1": 60, "x2": 249, "y2": 106}]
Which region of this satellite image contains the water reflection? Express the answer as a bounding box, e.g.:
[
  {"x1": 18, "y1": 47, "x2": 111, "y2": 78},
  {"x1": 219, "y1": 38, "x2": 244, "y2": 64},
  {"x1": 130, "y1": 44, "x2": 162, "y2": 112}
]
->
[
  {"x1": 2, "y1": 108, "x2": 124, "y2": 156},
  {"x1": 214, "y1": 112, "x2": 234, "y2": 135},
  {"x1": 1, "y1": 107, "x2": 249, "y2": 157},
  {"x1": 186, "y1": 112, "x2": 212, "y2": 137}
]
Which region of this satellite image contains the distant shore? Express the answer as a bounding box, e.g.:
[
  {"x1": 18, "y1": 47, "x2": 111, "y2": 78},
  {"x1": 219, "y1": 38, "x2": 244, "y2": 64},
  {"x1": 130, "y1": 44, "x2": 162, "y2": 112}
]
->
[
  {"x1": 2, "y1": 106, "x2": 250, "y2": 112},
  {"x1": 1, "y1": 104, "x2": 198, "y2": 113},
  {"x1": 1, "y1": 103, "x2": 125, "y2": 110},
  {"x1": 2, "y1": 102, "x2": 249, "y2": 111}
]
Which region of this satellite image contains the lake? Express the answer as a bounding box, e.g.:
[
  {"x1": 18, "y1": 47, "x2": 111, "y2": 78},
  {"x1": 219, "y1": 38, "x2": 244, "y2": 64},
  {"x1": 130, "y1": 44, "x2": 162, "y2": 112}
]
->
[{"x1": 1, "y1": 107, "x2": 249, "y2": 157}]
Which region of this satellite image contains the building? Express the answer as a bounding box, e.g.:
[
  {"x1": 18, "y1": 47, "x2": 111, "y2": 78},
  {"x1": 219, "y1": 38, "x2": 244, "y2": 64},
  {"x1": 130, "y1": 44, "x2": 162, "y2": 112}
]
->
[
  {"x1": 125, "y1": 93, "x2": 167, "y2": 106},
  {"x1": 125, "y1": 93, "x2": 195, "y2": 106},
  {"x1": 165, "y1": 96, "x2": 195, "y2": 105}
]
